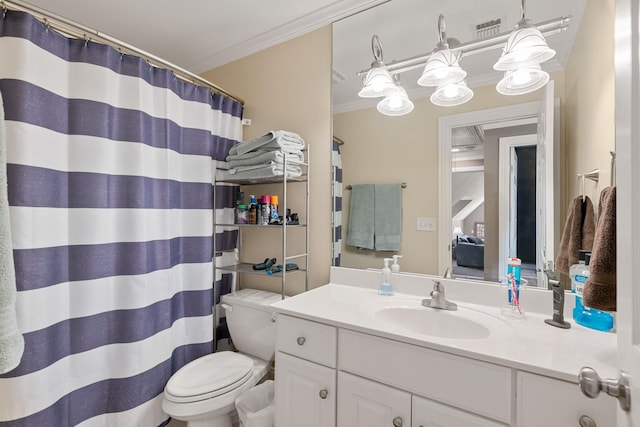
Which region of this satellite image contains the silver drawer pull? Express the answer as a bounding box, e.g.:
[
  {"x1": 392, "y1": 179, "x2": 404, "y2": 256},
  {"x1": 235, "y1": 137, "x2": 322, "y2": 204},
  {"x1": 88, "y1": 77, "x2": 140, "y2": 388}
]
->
[
  {"x1": 296, "y1": 336, "x2": 306, "y2": 345},
  {"x1": 319, "y1": 389, "x2": 328, "y2": 399},
  {"x1": 392, "y1": 416, "x2": 403, "y2": 427},
  {"x1": 579, "y1": 415, "x2": 596, "y2": 427}
]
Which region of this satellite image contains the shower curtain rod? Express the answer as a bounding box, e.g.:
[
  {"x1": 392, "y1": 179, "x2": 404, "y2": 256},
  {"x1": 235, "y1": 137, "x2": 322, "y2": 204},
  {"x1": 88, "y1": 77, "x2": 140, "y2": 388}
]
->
[{"x1": 1, "y1": 0, "x2": 245, "y2": 105}]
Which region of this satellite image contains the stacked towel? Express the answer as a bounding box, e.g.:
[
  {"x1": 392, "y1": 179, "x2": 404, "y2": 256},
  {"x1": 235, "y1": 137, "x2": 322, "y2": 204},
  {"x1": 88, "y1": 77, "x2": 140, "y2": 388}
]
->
[
  {"x1": 225, "y1": 131, "x2": 305, "y2": 180},
  {"x1": 555, "y1": 196, "x2": 595, "y2": 288},
  {"x1": 583, "y1": 187, "x2": 616, "y2": 311},
  {"x1": 0, "y1": 90, "x2": 24, "y2": 374}
]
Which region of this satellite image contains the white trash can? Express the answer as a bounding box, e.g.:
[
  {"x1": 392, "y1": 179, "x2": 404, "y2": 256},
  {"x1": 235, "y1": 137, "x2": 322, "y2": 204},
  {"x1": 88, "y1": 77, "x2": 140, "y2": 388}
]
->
[{"x1": 235, "y1": 380, "x2": 274, "y2": 427}]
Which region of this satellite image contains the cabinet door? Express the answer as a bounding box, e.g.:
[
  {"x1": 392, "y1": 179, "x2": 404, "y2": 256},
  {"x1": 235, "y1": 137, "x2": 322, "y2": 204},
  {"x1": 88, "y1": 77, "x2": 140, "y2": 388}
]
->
[
  {"x1": 413, "y1": 395, "x2": 506, "y2": 427},
  {"x1": 274, "y1": 352, "x2": 336, "y2": 427},
  {"x1": 517, "y1": 371, "x2": 616, "y2": 427},
  {"x1": 338, "y1": 371, "x2": 411, "y2": 427}
]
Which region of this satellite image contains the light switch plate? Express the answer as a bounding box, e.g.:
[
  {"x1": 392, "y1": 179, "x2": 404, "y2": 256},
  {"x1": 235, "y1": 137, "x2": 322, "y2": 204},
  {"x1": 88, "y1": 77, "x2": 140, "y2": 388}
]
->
[{"x1": 417, "y1": 217, "x2": 436, "y2": 232}]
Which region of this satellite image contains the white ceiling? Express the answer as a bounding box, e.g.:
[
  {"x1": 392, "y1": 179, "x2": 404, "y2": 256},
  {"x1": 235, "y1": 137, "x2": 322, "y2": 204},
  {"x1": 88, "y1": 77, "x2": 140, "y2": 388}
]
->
[
  {"x1": 18, "y1": 0, "x2": 386, "y2": 73},
  {"x1": 17, "y1": 0, "x2": 586, "y2": 112}
]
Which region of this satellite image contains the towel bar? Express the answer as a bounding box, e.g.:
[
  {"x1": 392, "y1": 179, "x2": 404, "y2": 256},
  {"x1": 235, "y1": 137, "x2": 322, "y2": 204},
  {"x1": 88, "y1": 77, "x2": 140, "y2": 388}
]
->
[{"x1": 346, "y1": 182, "x2": 407, "y2": 189}]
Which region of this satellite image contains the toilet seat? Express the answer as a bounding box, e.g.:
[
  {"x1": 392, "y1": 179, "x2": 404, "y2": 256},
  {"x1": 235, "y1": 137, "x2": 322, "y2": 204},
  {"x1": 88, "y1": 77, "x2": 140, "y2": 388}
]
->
[{"x1": 164, "y1": 351, "x2": 254, "y2": 403}]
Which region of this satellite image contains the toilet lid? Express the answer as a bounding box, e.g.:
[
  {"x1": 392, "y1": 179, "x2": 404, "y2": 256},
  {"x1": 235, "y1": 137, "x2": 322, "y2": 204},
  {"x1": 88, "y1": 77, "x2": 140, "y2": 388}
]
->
[{"x1": 165, "y1": 352, "x2": 254, "y2": 402}]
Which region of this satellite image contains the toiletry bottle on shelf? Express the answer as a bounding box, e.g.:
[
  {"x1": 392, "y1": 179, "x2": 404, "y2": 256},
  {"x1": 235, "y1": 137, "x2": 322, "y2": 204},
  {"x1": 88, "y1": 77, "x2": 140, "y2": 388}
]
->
[
  {"x1": 569, "y1": 250, "x2": 589, "y2": 292},
  {"x1": 270, "y1": 195, "x2": 279, "y2": 223},
  {"x1": 234, "y1": 192, "x2": 245, "y2": 224},
  {"x1": 235, "y1": 204, "x2": 248, "y2": 224},
  {"x1": 260, "y1": 195, "x2": 271, "y2": 225},
  {"x1": 391, "y1": 255, "x2": 402, "y2": 273},
  {"x1": 572, "y1": 253, "x2": 614, "y2": 331},
  {"x1": 248, "y1": 195, "x2": 257, "y2": 225},
  {"x1": 378, "y1": 258, "x2": 394, "y2": 296}
]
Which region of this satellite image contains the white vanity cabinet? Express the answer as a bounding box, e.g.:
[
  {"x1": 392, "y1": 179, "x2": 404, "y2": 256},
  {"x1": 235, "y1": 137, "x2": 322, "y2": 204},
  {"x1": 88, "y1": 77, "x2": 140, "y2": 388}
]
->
[
  {"x1": 274, "y1": 314, "x2": 616, "y2": 427},
  {"x1": 274, "y1": 315, "x2": 337, "y2": 427},
  {"x1": 516, "y1": 371, "x2": 616, "y2": 427},
  {"x1": 413, "y1": 395, "x2": 506, "y2": 427},
  {"x1": 338, "y1": 329, "x2": 512, "y2": 425},
  {"x1": 338, "y1": 371, "x2": 411, "y2": 427}
]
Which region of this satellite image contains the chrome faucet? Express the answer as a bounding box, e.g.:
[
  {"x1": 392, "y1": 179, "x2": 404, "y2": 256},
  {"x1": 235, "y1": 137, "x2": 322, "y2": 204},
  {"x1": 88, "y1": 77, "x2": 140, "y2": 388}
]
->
[{"x1": 422, "y1": 280, "x2": 457, "y2": 311}]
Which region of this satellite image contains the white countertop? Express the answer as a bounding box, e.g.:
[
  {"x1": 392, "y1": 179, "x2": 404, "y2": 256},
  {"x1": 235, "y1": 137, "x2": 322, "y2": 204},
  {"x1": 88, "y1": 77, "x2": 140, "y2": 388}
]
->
[{"x1": 271, "y1": 267, "x2": 618, "y2": 383}]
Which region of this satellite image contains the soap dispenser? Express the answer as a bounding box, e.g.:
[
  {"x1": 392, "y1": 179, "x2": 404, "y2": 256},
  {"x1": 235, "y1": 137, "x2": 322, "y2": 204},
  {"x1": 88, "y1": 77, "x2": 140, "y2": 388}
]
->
[
  {"x1": 391, "y1": 255, "x2": 402, "y2": 274},
  {"x1": 378, "y1": 258, "x2": 394, "y2": 296}
]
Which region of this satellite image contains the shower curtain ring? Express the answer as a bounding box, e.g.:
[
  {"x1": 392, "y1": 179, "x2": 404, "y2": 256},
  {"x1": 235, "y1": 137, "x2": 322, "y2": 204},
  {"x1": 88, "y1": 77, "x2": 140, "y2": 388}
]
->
[
  {"x1": 2, "y1": 3, "x2": 7, "y2": 20},
  {"x1": 83, "y1": 34, "x2": 91, "y2": 47}
]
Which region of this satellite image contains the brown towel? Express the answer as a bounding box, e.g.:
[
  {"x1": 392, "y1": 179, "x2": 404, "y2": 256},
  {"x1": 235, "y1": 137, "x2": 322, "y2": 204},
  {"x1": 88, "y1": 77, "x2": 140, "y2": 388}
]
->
[
  {"x1": 583, "y1": 187, "x2": 616, "y2": 311},
  {"x1": 555, "y1": 196, "x2": 596, "y2": 287}
]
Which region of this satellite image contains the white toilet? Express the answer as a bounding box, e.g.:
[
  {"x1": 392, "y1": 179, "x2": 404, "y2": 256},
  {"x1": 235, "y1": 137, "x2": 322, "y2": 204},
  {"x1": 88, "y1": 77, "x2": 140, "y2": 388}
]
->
[{"x1": 162, "y1": 289, "x2": 282, "y2": 427}]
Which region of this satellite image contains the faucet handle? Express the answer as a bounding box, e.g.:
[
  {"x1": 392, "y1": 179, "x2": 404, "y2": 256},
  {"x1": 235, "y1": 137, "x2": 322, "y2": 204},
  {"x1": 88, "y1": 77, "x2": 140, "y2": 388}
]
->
[{"x1": 432, "y1": 280, "x2": 444, "y2": 293}]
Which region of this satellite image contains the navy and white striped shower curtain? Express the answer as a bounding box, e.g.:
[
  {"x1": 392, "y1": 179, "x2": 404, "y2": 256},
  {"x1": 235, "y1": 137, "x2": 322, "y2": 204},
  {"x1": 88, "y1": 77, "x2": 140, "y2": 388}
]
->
[
  {"x1": 0, "y1": 9, "x2": 241, "y2": 426},
  {"x1": 332, "y1": 139, "x2": 342, "y2": 266}
]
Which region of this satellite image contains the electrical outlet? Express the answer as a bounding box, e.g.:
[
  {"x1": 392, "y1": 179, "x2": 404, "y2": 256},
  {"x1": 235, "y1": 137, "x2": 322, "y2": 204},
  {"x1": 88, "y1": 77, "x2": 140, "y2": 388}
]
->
[{"x1": 417, "y1": 217, "x2": 436, "y2": 232}]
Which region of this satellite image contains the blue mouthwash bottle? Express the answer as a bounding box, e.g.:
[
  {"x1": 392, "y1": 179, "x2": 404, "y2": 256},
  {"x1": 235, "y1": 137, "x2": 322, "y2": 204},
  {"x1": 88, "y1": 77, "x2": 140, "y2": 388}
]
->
[{"x1": 572, "y1": 253, "x2": 613, "y2": 332}]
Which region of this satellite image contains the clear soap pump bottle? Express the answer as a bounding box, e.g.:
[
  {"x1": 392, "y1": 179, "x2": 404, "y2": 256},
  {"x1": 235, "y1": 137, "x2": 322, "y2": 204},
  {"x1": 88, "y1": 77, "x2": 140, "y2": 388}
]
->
[
  {"x1": 378, "y1": 258, "x2": 394, "y2": 296},
  {"x1": 391, "y1": 255, "x2": 402, "y2": 274}
]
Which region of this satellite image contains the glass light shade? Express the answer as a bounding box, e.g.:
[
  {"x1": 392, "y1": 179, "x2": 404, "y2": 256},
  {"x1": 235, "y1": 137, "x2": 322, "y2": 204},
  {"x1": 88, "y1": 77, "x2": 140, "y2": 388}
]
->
[
  {"x1": 430, "y1": 81, "x2": 474, "y2": 107},
  {"x1": 377, "y1": 85, "x2": 414, "y2": 116},
  {"x1": 496, "y1": 65, "x2": 550, "y2": 95},
  {"x1": 417, "y1": 49, "x2": 466, "y2": 87},
  {"x1": 494, "y1": 26, "x2": 556, "y2": 71},
  {"x1": 358, "y1": 67, "x2": 397, "y2": 98}
]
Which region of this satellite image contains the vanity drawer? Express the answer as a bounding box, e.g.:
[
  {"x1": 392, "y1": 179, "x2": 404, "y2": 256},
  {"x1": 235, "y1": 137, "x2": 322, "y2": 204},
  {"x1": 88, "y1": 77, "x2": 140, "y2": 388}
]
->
[
  {"x1": 338, "y1": 329, "x2": 512, "y2": 423},
  {"x1": 276, "y1": 314, "x2": 337, "y2": 368},
  {"x1": 516, "y1": 371, "x2": 616, "y2": 427}
]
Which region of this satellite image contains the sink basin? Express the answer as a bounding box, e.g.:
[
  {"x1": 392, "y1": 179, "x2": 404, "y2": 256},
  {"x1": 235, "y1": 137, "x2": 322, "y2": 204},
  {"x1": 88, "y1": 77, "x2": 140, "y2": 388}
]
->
[{"x1": 361, "y1": 299, "x2": 513, "y2": 340}]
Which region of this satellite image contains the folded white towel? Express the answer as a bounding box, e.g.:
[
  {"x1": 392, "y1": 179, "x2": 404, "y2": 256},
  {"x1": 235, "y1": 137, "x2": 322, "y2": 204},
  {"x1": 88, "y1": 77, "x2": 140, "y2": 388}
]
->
[
  {"x1": 0, "y1": 90, "x2": 24, "y2": 374},
  {"x1": 218, "y1": 164, "x2": 303, "y2": 181},
  {"x1": 227, "y1": 150, "x2": 304, "y2": 168},
  {"x1": 230, "y1": 162, "x2": 302, "y2": 176},
  {"x1": 228, "y1": 130, "x2": 305, "y2": 156}
]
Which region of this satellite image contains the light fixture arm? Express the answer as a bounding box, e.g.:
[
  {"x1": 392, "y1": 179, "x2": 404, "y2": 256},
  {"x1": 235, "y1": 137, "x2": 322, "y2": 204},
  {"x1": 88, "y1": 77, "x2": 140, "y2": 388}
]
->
[
  {"x1": 370, "y1": 34, "x2": 385, "y2": 67},
  {"x1": 437, "y1": 14, "x2": 448, "y2": 49},
  {"x1": 516, "y1": 0, "x2": 533, "y2": 28}
]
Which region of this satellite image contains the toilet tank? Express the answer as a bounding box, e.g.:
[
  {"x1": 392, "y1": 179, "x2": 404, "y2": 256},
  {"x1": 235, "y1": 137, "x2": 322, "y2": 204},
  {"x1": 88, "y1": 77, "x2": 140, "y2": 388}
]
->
[{"x1": 221, "y1": 289, "x2": 283, "y2": 361}]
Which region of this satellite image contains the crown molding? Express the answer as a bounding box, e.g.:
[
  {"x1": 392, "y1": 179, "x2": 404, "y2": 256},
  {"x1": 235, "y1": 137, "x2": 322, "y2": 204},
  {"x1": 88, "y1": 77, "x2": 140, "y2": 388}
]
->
[{"x1": 188, "y1": 0, "x2": 388, "y2": 73}]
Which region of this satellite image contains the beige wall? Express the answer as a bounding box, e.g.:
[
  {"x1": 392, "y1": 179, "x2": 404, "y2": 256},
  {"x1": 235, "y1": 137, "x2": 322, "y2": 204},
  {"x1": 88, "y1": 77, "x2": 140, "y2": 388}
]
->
[
  {"x1": 334, "y1": 74, "x2": 566, "y2": 275},
  {"x1": 564, "y1": 0, "x2": 615, "y2": 202},
  {"x1": 202, "y1": 26, "x2": 333, "y2": 294}
]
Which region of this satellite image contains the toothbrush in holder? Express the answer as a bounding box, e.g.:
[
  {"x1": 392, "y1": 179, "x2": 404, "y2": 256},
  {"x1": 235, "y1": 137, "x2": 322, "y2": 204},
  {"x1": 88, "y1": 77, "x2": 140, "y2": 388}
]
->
[{"x1": 508, "y1": 273, "x2": 522, "y2": 314}]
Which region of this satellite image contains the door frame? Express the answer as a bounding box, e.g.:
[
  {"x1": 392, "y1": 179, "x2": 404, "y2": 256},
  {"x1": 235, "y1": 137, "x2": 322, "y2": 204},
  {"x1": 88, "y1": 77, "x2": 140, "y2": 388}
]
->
[{"x1": 498, "y1": 134, "x2": 537, "y2": 280}]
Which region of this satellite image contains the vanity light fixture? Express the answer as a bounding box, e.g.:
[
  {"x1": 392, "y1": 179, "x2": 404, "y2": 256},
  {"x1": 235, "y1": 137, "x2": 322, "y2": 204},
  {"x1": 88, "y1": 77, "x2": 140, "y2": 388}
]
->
[
  {"x1": 496, "y1": 63, "x2": 550, "y2": 95},
  {"x1": 494, "y1": 0, "x2": 556, "y2": 94},
  {"x1": 377, "y1": 75, "x2": 415, "y2": 116},
  {"x1": 431, "y1": 80, "x2": 474, "y2": 107},
  {"x1": 358, "y1": 35, "x2": 397, "y2": 98},
  {"x1": 418, "y1": 15, "x2": 473, "y2": 107},
  {"x1": 417, "y1": 15, "x2": 466, "y2": 87},
  {"x1": 356, "y1": 0, "x2": 570, "y2": 112}
]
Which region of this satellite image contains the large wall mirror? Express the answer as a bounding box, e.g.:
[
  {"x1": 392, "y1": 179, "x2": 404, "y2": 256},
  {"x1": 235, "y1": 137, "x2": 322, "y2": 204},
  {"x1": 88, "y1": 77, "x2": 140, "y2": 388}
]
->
[{"x1": 332, "y1": 0, "x2": 615, "y2": 288}]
